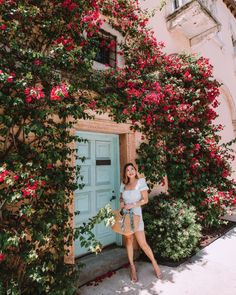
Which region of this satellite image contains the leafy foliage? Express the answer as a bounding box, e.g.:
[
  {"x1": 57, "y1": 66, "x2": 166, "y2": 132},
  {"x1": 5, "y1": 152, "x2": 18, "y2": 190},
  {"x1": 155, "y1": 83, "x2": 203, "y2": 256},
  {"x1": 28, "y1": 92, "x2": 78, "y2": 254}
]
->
[{"x1": 143, "y1": 194, "x2": 202, "y2": 261}]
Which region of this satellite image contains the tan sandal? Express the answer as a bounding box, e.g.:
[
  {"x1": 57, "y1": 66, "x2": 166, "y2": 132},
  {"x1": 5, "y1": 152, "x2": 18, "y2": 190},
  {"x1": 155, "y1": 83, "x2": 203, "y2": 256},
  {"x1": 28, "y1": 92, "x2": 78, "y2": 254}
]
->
[
  {"x1": 130, "y1": 264, "x2": 138, "y2": 282},
  {"x1": 155, "y1": 268, "x2": 163, "y2": 279},
  {"x1": 153, "y1": 261, "x2": 163, "y2": 279}
]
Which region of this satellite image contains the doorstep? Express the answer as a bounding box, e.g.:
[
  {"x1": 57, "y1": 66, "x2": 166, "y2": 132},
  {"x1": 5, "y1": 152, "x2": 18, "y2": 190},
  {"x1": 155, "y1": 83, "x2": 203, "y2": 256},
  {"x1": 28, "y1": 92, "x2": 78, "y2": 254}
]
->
[{"x1": 76, "y1": 245, "x2": 140, "y2": 287}]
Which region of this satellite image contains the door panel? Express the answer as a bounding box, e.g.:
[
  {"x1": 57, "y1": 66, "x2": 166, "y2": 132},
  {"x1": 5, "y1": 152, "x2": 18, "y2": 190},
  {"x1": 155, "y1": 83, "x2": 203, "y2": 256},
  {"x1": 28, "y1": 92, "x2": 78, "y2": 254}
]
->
[{"x1": 75, "y1": 132, "x2": 120, "y2": 257}]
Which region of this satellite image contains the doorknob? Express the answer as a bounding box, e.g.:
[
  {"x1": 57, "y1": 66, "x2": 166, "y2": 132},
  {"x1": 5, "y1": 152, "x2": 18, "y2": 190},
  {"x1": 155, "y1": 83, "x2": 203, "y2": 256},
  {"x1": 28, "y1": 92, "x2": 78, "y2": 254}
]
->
[{"x1": 110, "y1": 194, "x2": 116, "y2": 202}]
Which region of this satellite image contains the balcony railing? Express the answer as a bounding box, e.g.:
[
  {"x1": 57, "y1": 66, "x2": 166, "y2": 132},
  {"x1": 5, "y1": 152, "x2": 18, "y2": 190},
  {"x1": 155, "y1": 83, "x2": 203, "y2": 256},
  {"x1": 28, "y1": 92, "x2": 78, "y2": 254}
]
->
[
  {"x1": 166, "y1": 0, "x2": 221, "y2": 45},
  {"x1": 170, "y1": 0, "x2": 217, "y2": 15}
]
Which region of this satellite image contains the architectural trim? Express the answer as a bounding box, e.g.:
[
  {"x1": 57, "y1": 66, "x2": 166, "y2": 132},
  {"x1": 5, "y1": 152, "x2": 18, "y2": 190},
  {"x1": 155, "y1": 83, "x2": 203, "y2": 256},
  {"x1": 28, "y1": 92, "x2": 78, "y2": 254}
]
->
[{"x1": 220, "y1": 84, "x2": 236, "y2": 121}]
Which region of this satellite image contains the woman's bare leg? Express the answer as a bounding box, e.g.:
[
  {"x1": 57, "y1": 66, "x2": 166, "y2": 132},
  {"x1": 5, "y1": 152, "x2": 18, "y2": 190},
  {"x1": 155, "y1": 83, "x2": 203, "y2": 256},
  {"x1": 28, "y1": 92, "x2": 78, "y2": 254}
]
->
[
  {"x1": 125, "y1": 234, "x2": 138, "y2": 282},
  {"x1": 134, "y1": 231, "x2": 162, "y2": 278}
]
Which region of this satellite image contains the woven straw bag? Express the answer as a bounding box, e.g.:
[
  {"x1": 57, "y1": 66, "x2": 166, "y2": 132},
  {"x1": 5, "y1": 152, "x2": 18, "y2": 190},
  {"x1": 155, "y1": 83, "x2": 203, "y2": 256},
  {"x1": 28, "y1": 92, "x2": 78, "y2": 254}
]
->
[{"x1": 111, "y1": 209, "x2": 140, "y2": 236}]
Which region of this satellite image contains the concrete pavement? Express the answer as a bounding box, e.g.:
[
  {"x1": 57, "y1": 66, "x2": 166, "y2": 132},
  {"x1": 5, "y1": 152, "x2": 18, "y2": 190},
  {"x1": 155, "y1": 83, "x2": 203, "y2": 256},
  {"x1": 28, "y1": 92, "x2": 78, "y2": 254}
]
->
[{"x1": 79, "y1": 226, "x2": 236, "y2": 295}]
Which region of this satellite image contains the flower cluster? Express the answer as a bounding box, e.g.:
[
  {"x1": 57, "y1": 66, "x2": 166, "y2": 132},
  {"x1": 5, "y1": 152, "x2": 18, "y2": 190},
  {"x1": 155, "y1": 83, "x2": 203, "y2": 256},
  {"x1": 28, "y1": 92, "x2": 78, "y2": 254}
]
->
[
  {"x1": 22, "y1": 179, "x2": 40, "y2": 198},
  {"x1": 24, "y1": 86, "x2": 45, "y2": 103},
  {"x1": 61, "y1": 0, "x2": 78, "y2": 11},
  {"x1": 50, "y1": 83, "x2": 69, "y2": 101},
  {"x1": 54, "y1": 36, "x2": 76, "y2": 51},
  {"x1": 0, "y1": 69, "x2": 15, "y2": 85},
  {"x1": 0, "y1": 253, "x2": 5, "y2": 262}
]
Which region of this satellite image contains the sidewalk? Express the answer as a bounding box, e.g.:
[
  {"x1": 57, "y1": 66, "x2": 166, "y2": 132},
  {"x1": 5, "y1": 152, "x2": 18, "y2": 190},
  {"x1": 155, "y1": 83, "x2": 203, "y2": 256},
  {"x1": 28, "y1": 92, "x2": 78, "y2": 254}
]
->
[{"x1": 79, "y1": 226, "x2": 236, "y2": 295}]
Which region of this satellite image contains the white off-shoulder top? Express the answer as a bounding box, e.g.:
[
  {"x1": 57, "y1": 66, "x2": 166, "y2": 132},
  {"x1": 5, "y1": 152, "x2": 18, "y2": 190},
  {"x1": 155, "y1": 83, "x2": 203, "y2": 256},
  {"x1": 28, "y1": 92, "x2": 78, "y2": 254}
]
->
[{"x1": 120, "y1": 178, "x2": 149, "y2": 231}]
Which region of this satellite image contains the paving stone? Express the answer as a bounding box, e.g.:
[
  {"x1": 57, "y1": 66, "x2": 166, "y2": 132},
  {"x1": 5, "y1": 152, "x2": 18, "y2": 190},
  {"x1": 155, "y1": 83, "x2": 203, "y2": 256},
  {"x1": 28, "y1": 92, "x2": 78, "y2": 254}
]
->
[{"x1": 80, "y1": 227, "x2": 236, "y2": 295}]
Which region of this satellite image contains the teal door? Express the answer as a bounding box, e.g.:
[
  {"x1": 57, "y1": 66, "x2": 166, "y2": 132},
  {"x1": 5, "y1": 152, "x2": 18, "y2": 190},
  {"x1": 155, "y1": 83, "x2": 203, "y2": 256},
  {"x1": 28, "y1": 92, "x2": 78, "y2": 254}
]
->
[{"x1": 74, "y1": 131, "x2": 120, "y2": 257}]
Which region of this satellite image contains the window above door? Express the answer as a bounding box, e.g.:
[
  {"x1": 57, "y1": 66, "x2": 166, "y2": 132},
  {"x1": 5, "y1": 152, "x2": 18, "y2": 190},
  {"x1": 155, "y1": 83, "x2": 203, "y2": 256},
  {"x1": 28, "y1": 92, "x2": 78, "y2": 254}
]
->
[{"x1": 94, "y1": 29, "x2": 117, "y2": 68}]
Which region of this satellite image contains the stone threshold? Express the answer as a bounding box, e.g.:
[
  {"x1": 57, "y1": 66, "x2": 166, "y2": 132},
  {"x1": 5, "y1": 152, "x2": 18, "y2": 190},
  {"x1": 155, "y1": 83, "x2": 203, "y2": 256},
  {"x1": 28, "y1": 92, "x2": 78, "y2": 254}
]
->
[{"x1": 76, "y1": 245, "x2": 140, "y2": 287}]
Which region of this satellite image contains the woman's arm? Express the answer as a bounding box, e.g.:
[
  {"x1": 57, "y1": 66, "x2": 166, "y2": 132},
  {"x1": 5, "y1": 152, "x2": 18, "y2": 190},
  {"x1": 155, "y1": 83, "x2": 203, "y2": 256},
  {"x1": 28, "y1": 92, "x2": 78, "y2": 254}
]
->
[{"x1": 124, "y1": 190, "x2": 148, "y2": 210}]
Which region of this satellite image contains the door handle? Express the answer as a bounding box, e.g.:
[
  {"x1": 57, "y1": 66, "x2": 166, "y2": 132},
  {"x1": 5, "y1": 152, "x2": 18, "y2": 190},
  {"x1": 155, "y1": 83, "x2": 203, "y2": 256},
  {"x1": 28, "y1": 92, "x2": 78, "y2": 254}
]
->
[{"x1": 110, "y1": 195, "x2": 116, "y2": 202}]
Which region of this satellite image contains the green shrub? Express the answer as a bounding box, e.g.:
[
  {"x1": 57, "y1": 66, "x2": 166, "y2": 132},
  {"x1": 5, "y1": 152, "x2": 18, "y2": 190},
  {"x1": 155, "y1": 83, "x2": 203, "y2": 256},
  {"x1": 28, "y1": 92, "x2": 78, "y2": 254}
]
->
[{"x1": 143, "y1": 194, "x2": 202, "y2": 261}]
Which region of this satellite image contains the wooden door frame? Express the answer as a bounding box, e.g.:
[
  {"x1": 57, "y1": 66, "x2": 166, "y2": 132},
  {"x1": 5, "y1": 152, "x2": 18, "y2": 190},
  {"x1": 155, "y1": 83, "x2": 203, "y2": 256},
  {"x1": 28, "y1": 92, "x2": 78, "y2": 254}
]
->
[{"x1": 64, "y1": 117, "x2": 136, "y2": 263}]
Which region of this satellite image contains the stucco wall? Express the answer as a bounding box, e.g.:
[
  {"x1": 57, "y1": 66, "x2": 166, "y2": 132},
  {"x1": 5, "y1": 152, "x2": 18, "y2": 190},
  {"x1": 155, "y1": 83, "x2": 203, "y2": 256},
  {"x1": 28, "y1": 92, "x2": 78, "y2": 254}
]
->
[{"x1": 140, "y1": 0, "x2": 236, "y2": 177}]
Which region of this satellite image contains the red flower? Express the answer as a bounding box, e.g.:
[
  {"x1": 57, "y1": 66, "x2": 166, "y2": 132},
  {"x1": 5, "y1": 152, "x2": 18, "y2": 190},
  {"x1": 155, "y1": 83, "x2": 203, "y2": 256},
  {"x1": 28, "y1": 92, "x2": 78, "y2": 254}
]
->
[
  {"x1": 34, "y1": 59, "x2": 42, "y2": 66},
  {"x1": 122, "y1": 109, "x2": 129, "y2": 115},
  {"x1": 50, "y1": 83, "x2": 69, "y2": 101},
  {"x1": 61, "y1": 0, "x2": 78, "y2": 11},
  {"x1": 0, "y1": 170, "x2": 9, "y2": 182},
  {"x1": 166, "y1": 114, "x2": 174, "y2": 122},
  {"x1": 222, "y1": 170, "x2": 229, "y2": 178},
  {"x1": 143, "y1": 92, "x2": 161, "y2": 105},
  {"x1": 47, "y1": 164, "x2": 54, "y2": 169},
  {"x1": 25, "y1": 86, "x2": 45, "y2": 103},
  {"x1": 6, "y1": 72, "x2": 15, "y2": 82},
  {"x1": 41, "y1": 180, "x2": 46, "y2": 186},
  {"x1": 126, "y1": 88, "x2": 142, "y2": 98},
  {"x1": 0, "y1": 24, "x2": 7, "y2": 30},
  {"x1": 194, "y1": 144, "x2": 201, "y2": 151},
  {"x1": 184, "y1": 70, "x2": 192, "y2": 82},
  {"x1": 0, "y1": 253, "x2": 5, "y2": 262},
  {"x1": 54, "y1": 36, "x2": 75, "y2": 51},
  {"x1": 88, "y1": 100, "x2": 96, "y2": 109}
]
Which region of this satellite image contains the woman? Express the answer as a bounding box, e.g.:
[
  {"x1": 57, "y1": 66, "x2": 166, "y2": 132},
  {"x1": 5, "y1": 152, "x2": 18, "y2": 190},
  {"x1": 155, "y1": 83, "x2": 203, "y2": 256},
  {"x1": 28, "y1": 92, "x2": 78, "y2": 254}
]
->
[{"x1": 120, "y1": 162, "x2": 162, "y2": 282}]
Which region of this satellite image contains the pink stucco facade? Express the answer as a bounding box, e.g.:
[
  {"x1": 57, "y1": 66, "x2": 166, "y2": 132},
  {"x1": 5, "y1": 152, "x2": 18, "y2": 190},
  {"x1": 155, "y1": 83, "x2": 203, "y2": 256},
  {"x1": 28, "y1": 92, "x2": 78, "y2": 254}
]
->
[{"x1": 140, "y1": 0, "x2": 236, "y2": 177}]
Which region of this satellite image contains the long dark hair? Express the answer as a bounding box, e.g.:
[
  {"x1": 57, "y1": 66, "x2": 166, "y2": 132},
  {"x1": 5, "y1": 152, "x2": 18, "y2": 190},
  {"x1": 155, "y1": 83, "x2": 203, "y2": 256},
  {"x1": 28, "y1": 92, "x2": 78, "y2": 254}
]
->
[{"x1": 122, "y1": 162, "x2": 139, "y2": 185}]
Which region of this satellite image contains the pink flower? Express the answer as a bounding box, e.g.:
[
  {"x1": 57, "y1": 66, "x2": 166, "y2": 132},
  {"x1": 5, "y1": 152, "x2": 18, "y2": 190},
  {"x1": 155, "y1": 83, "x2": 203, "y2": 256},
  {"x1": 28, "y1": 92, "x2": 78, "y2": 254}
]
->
[
  {"x1": 0, "y1": 24, "x2": 7, "y2": 30},
  {"x1": 122, "y1": 109, "x2": 129, "y2": 115},
  {"x1": 61, "y1": 0, "x2": 78, "y2": 11},
  {"x1": 88, "y1": 100, "x2": 96, "y2": 109},
  {"x1": 22, "y1": 189, "x2": 31, "y2": 197},
  {"x1": 184, "y1": 70, "x2": 192, "y2": 82},
  {"x1": 50, "y1": 83, "x2": 69, "y2": 101},
  {"x1": 194, "y1": 144, "x2": 201, "y2": 151},
  {"x1": 131, "y1": 105, "x2": 136, "y2": 112},
  {"x1": 222, "y1": 170, "x2": 229, "y2": 178},
  {"x1": 34, "y1": 59, "x2": 42, "y2": 66},
  {"x1": 13, "y1": 175, "x2": 19, "y2": 180},
  {"x1": 143, "y1": 92, "x2": 161, "y2": 105},
  {"x1": 6, "y1": 72, "x2": 15, "y2": 82},
  {"x1": 47, "y1": 164, "x2": 53, "y2": 169},
  {"x1": 41, "y1": 180, "x2": 46, "y2": 186},
  {"x1": 126, "y1": 88, "x2": 142, "y2": 98},
  {"x1": 24, "y1": 86, "x2": 45, "y2": 103},
  {"x1": 54, "y1": 36, "x2": 75, "y2": 51},
  {"x1": 0, "y1": 170, "x2": 9, "y2": 182},
  {"x1": 166, "y1": 114, "x2": 174, "y2": 122},
  {"x1": 146, "y1": 115, "x2": 152, "y2": 125},
  {"x1": 0, "y1": 253, "x2": 5, "y2": 262}
]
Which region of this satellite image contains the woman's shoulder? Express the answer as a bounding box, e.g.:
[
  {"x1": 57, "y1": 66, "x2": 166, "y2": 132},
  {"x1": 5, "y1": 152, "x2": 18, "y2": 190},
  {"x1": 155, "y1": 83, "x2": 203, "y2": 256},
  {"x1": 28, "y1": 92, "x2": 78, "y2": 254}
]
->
[
  {"x1": 138, "y1": 177, "x2": 149, "y2": 191},
  {"x1": 138, "y1": 177, "x2": 146, "y2": 184},
  {"x1": 120, "y1": 182, "x2": 125, "y2": 193}
]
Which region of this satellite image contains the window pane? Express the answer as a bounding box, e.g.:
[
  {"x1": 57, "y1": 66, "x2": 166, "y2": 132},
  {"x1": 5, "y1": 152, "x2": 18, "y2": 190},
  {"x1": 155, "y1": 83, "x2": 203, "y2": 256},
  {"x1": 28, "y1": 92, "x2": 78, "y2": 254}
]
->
[{"x1": 94, "y1": 31, "x2": 117, "y2": 68}]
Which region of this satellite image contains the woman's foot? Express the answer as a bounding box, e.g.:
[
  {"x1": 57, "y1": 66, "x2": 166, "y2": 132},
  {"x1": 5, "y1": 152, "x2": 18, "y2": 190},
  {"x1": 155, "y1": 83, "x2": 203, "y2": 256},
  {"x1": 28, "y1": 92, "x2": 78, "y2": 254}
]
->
[
  {"x1": 153, "y1": 261, "x2": 162, "y2": 279},
  {"x1": 130, "y1": 264, "x2": 138, "y2": 282}
]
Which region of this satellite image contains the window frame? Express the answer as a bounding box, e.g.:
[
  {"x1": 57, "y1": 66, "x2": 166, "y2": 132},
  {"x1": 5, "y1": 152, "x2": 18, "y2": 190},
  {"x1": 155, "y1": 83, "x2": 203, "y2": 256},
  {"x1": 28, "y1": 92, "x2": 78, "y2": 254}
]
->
[{"x1": 94, "y1": 29, "x2": 117, "y2": 68}]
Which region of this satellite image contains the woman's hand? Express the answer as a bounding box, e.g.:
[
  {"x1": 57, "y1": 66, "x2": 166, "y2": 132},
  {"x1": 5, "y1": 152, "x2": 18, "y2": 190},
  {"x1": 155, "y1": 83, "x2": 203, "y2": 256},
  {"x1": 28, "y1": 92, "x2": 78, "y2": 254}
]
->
[{"x1": 124, "y1": 204, "x2": 135, "y2": 210}]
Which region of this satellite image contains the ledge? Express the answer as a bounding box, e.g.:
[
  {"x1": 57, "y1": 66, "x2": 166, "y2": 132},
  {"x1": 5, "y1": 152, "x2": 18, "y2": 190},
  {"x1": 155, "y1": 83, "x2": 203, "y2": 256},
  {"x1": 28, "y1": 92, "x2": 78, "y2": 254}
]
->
[{"x1": 166, "y1": 0, "x2": 220, "y2": 42}]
